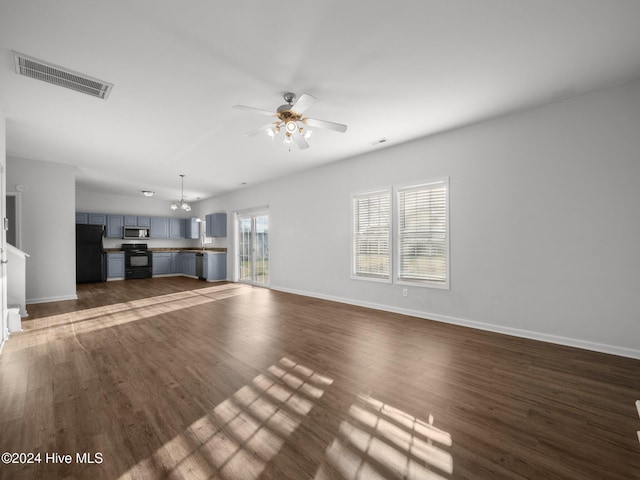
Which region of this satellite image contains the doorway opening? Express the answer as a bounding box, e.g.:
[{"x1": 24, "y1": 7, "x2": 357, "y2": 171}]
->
[{"x1": 5, "y1": 192, "x2": 20, "y2": 248}]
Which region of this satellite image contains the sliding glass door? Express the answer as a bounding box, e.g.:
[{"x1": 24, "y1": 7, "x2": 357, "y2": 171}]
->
[{"x1": 237, "y1": 210, "x2": 269, "y2": 286}]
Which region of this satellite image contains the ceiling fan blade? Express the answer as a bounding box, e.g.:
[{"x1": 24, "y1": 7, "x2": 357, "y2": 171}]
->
[
  {"x1": 293, "y1": 132, "x2": 310, "y2": 150},
  {"x1": 290, "y1": 94, "x2": 317, "y2": 115},
  {"x1": 244, "y1": 123, "x2": 277, "y2": 137},
  {"x1": 233, "y1": 105, "x2": 276, "y2": 117},
  {"x1": 303, "y1": 117, "x2": 348, "y2": 133}
]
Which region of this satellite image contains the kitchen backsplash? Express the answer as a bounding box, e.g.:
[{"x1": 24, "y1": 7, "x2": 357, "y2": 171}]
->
[{"x1": 103, "y1": 237, "x2": 202, "y2": 249}]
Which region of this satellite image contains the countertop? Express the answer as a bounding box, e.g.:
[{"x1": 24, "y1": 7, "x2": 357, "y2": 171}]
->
[{"x1": 104, "y1": 248, "x2": 227, "y2": 253}]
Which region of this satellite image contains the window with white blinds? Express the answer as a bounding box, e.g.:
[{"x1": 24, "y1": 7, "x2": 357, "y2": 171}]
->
[
  {"x1": 352, "y1": 190, "x2": 391, "y2": 280},
  {"x1": 396, "y1": 180, "x2": 448, "y2": 286}
]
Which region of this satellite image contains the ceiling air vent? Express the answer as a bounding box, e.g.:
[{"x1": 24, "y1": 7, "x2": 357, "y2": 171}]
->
[{"x1": 12, "y1": 51, "x2": 113, "y2": 100}]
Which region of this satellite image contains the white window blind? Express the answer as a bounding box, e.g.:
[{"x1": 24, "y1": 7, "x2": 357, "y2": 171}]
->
[
  {"x1": 397, "y1": 181, "x2": 448, "y2": 285},
  {"x1": 352, "y1": 191, "x2": 391, "y2": 279}
]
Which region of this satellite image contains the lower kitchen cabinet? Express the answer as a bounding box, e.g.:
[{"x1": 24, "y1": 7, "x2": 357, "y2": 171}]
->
[
  {"x1": 149, "y1": 251, "x2": 225, "y2": 279},
  {"x1": 106, "y1": 253, "x2": 125, "y2": 279},
  {"x1": 171, "y1": 252, "x2": 182, "y2": 273},
  {"x1": 204, "y1": 253, "x2": 226, "y2": 281},
  {"x1": 152, "y1": 252, "x2": 172, "y2": 275},
  {"x1": 182, "y1": 253, "x2": 197, "y2": 277}
]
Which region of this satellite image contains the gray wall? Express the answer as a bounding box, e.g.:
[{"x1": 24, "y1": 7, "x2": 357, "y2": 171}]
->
[
  {"x1": 0, "y1": 107, "x2": 7, "y2": 346},
  {"x1": 200, "y1": 79, "x2": 640, "y2": 359},
  {"x1": 7, "y1": 156, "x2": 76, "y2": 304}
]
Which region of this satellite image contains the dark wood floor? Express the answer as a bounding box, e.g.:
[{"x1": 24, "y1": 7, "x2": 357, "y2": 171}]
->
[{"x1": 0, "y1": 277, "x2": 638, "y2": 480}]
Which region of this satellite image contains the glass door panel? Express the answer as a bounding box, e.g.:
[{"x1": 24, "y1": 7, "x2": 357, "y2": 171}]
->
[{"x1": 237, "y1": 211, "x2": 269, "y2": 286}]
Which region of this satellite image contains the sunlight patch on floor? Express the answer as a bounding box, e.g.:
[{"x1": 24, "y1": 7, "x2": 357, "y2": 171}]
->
[
  {"x1": 11, "y1": 284, "x2": 248, "y2": 350},
  {"x1": 314, "y1": 394, "x2": 452, "y2": 480},
  {"x1": 119, "y1": 357, "x2": 333, "y2": 480}
]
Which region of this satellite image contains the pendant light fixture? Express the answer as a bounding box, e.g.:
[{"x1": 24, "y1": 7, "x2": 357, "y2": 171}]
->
[{"x1": 170, "y1": 174, "x2": 191, "y2": 212}]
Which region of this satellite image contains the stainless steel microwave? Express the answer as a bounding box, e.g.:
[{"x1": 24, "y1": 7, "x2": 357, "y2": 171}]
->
[{"x1": 123, "y1": 227, "x2": 150, "y2": 239}]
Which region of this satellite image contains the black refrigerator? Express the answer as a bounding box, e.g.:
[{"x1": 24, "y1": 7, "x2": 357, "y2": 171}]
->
[{"x1": 76, "y1": 224, "x2": 106, "y2": 283}]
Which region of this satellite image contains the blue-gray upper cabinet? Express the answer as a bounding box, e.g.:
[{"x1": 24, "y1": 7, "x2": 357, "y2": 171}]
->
[
  {"x1": 204, "y1": 253, "x2": 227, "y2": 281},
  {"x1": 205, "y1": 213, "x2": 227, "y2": 237},
  {"x1": 106, "y1": 252, "x2": 125, "y2": 279},
  {"x1": 124, "y1": 215, "x2": 138, "y2": 227},
  {"x1": 106, "y1": 215, "x2": 124, "y2": 238},
  {"x1": 88, "y1": 213, "x2": 107, "y2": 226},
  {"x1": 184, "y1": 218, "x2": 200, "y2": 239},
  {"x1": 76, "y1": 212, "x2": 88, "y2": 224},
  {"x1": 150, "y1": 217, "x2": 169, "y2": 238},
  {"x1": 124, "y1": 215, "x2": 151, "y2": 227},
  {"x1": 169, "y1": 218, "x2": 185, "y2": 239}
]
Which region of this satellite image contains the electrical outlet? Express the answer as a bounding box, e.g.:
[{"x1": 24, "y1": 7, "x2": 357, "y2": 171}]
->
[{"x1": 402, "y1": 288, "x2": 408, "y2": 297}]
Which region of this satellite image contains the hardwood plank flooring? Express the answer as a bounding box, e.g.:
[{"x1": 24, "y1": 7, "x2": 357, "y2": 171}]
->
[{"x1": 0, "y1": 277, "x2": 638, "y2": 479}]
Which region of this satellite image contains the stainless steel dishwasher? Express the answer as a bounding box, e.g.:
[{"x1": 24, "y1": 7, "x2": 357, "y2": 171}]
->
[{"x1": 195, "y1": 253, "x2": 204, "y2": 279}]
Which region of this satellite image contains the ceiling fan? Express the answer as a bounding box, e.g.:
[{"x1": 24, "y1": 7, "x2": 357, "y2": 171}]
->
[{"x1": 233, "y1": 92, "x2": 347, "y2": 150}]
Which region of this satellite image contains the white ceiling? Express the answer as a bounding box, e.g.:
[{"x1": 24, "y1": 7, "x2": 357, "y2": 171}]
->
[{"x1": 1, "y1": 1, "x2": 640, "y2": 202}]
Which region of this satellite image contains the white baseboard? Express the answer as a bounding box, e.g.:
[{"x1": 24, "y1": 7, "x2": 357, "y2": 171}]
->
[
  {"x1": 27, "y1": 294, "x2": 78, "y2": 305},
  {"x1": 271, "y1": 285, "x2": 640, "y2": 360}
]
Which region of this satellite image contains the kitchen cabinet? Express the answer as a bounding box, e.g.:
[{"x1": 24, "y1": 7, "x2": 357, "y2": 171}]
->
[
  {"x1": 184, "y1": 218, "x2": 200, "y2": 239},
  {"x1": 106, "y1": 215, "x2": 124, "y2": 238},
  {"x1": 149, "y1": 250, "x2": 225, "y2": 279},
  {"x1": 106, "y1": 253, "x2": 125, "y2": 279},
  {"x1": 124, "y1": 215, "x2": 137, "y2": 226},
  {"x1": 171, "y1": 252, "x2": 183, "y2": 273},
  {"x1": 76, "y1": 212, "x2": 107, "y2": 226},
  {"x1": 77, "y1": 212, "x2": 152, "y2": 229},
  {"x1": 205, "y1": 213, "x2": 227, "y2": 237},
  {"x1": 124, "y1": 215, "x2": 151, "y2": 228},
  {"x1": 150, "y1": 217, "x2": 169, "y2": 238},
  {"x1": 169, "y1": 218, "x2": 185, "y2": 239},
  {"x1": 182, "y1": 252, "x2": 197, "y2": 276},
  {"x1": 204, "y1": 253, "x2": 227, "y2": 281},
  {"x1": 88, "y1": 213, "x2": 107, "y2": 226},
  {"x1": 152, "y1": 252, "x2": 172, "y2": 275}
]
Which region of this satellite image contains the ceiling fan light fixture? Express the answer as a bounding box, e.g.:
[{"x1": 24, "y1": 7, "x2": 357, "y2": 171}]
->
[
  {"x1": 285, "y1": 121, "x2": 297, "y2": 133},
  {"x1": 304, "y1": 130, "x2": 313, "y2": 140},
  {"x1": 235, "y1": 92, "x2": 347, "y2": 150}
]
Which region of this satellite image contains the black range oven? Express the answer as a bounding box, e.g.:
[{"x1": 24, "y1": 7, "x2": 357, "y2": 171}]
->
[{"x1": 122, "y1": 243, "x2": 153, "y2": 279}]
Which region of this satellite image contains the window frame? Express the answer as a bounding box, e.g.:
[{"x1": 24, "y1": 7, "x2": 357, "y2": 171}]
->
[
  {"x1": 394, "y1": 178, "x2": 450, "y2": 290},
  {"x1": 351, "y1": 188, "x2": 392, "y2": 283}
]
